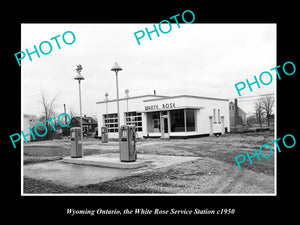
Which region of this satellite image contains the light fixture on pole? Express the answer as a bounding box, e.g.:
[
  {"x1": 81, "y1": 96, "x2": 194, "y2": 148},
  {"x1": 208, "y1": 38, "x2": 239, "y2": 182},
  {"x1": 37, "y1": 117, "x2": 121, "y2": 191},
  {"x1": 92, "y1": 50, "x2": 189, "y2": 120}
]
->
[
  {"x1": 125, "y1": 89, "x2": 129, "y2": 122},
  {"x1": 110, "y1": 62, "x2": 122, "y2": 133},
  {"x1": 74, "y1": 64, "x2": 84, "y2": 156},
  {"x1": 105, "y1": 92, "x2": 109, "y2": 116}
]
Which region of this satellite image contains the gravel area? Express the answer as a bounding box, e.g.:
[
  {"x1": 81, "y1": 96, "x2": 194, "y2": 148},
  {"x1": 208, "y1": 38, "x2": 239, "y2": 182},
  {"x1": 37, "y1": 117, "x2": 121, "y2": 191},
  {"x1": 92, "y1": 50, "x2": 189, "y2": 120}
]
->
[{"x1": 23, "y1": 131, "x2": 275, "y2": 194}]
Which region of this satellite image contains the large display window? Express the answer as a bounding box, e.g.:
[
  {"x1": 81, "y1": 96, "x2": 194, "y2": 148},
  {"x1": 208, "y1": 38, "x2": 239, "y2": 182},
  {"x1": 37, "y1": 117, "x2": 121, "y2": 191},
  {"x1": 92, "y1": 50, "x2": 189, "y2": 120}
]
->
[
  {"x1": 170, "y1": 109, "x2": 196, "y2": 132},
  {"x1": 186, "y1": 109, "x2": 196, "y2": 131}
]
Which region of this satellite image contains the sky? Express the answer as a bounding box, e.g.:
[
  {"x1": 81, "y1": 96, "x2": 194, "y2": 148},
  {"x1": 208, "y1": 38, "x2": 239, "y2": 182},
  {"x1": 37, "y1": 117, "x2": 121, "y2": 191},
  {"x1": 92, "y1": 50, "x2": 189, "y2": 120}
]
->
[{"x1": 21, "y1": 23, "x2": 276, "y2": 118}]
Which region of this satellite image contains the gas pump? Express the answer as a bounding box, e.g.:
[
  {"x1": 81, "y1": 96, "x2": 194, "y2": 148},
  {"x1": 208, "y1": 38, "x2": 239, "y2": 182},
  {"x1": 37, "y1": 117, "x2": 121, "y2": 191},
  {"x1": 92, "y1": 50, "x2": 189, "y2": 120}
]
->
[
  {"x1": 101, "y1": 126, "x2": 108, "y2": 143},
  {"x1": 70, "y1": 127, "x2": 83, "y2": 158},
  {"x1": 119, "y1": 125, "x2": 137, "y2": 162}
]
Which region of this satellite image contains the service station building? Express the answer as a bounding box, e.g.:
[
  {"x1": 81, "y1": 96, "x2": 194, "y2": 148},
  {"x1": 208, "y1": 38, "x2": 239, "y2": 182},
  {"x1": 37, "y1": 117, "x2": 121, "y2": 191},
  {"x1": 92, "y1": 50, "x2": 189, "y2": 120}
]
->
[{"x1": 96, "y1": 94, "x2": 230, "y2": 139}]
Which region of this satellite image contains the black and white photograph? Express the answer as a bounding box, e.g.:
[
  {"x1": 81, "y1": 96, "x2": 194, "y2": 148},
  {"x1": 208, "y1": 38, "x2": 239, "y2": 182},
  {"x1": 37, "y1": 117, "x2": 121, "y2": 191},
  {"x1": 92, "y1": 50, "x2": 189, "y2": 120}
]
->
[
  {"x1": 4, "y1": 4, "x2": 298, "y2": 220},
  {"x1": 20, "y1": 23, "x2": 276, "y2": 195}
]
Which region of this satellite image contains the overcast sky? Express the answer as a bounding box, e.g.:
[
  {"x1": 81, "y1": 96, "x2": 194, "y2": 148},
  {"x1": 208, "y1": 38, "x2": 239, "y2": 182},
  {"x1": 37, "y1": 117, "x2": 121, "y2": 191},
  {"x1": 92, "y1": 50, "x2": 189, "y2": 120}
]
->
[{"x1": 21, "y1": 23, "x2": 276, "y2": 117}]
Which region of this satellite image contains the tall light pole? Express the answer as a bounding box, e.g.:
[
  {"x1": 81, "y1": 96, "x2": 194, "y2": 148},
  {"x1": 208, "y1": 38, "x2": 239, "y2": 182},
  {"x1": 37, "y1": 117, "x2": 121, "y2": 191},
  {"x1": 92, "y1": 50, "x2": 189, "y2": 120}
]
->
[
  {"x1": 105, "y1": 92, "x2": 109, "y2": 116},
  {"x1": 125, "y1": 89, "x2": 129, "y2": 124},
  {"x1": 111, "y1": 62, "x2": 122, "y2": 135},
  {"x1": 74, "y1": 65, "x2": 84, "y2": 154},
  {"x1": 104, "y1": 92, "x2": 109, "y2": 128}
]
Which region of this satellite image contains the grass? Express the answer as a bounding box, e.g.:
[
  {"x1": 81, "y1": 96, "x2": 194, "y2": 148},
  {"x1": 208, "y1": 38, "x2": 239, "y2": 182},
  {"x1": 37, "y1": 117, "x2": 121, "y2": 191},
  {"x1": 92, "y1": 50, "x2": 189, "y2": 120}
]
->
[
  {"x1": 24, "y1": 177, "x2": 164, "y2": 194},
  {"x1": 23, "y1": 131, "x2": 275, "y2": 194},
  {"x1": 24, "y1": 156, "x2": 63, "y2": 164}
]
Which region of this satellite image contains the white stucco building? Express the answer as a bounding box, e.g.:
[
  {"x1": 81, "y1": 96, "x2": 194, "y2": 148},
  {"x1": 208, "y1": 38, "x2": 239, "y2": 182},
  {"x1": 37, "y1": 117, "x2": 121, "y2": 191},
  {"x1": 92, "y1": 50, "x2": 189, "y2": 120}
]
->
[{"x1": 96, "y1": 94, "x2": 230, "y2": 139}]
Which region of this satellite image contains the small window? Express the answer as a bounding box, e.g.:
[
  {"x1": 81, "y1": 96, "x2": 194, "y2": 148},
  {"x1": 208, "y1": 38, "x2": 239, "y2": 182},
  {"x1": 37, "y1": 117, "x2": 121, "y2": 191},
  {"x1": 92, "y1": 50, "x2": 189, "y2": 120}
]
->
[
  {"x1": 213, "y1": 109, "x2": 216, "y2": 123},
  {"x1": 152, "y1": 112, "x2": 160, "y2": 120},
  {"x1": 218, "y1": 109, "x2": 221, "y2": 123}
]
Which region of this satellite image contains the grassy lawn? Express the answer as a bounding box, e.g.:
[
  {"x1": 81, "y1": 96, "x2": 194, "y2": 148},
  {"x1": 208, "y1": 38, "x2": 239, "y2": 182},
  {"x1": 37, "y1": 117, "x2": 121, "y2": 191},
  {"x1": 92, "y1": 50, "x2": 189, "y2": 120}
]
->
[{"x1": 23, "y1": 131, "x2": 275, "y2": 194}]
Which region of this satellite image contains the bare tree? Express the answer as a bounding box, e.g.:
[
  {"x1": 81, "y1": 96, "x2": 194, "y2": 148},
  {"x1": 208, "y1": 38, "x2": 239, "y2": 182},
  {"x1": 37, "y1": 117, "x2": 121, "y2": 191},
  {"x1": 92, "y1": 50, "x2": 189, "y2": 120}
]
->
[
  {"x1": 40, "y1": 89, "x2": 58, "y2": 138},
  {"x1": 68, "y1": 106, "x2": 76, "y2": 119},
  {"x1": 254, "y1": 98, "x2": 264, "y2": 128},
  {"x1": 261, "y1": 95, "x2": 274, "y2": 127},
  {"x1": 246, "y1": 114, "x2": 256, "y2": 126}
]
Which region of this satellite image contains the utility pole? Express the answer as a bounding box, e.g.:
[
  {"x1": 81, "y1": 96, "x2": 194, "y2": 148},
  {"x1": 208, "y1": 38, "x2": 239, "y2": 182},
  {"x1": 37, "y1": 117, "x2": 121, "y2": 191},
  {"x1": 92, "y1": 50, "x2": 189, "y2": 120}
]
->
[{"x1": 63, "y1": 104, "x2": 67, "y2": 124}]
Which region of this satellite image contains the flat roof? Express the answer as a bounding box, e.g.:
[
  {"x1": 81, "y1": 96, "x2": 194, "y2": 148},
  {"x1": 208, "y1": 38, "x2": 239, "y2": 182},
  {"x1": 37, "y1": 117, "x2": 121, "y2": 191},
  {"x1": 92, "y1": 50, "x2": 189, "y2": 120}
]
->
[
  {"x1": 143, "y1": 95, "x2": 229, "y2": 102},
  {"x1": 96, "y1": 95, "x2": 168, "y2": 104}
]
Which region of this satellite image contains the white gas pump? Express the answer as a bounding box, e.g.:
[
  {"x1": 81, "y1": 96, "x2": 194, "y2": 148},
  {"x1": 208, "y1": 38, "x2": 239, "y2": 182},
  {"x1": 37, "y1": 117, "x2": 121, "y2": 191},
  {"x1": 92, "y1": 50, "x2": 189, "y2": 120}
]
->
[
  {"x1": 70, "y1": 127, "x2": 83, "y2": 158},
  {"x1": 119, "y1": 125, "x2": 137, "y2": 162}
]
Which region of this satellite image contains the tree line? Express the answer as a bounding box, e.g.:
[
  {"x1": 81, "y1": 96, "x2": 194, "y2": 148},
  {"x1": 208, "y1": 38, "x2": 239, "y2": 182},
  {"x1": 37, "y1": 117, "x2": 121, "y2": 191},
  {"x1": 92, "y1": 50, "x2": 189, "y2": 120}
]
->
[{"x1": 247, "y1": 95, "x2": 274, "y2": 128}]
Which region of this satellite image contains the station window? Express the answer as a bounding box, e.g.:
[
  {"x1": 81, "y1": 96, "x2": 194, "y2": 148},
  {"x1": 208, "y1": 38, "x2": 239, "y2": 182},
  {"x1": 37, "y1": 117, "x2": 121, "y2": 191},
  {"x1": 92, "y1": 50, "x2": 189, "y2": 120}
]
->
[
  {"x1": 103, "y1": 113, "x2": 118, "y2": 133},
  {"x1": 170, "y1": 109, "x2": 185, "y2": 132},
  {"x1": 124, "y1": 111, "x2": 142, "y2": 132},
  {"x1": 186, "y1": 109, "x2": 196, "y2": 131},
  {"x1": 147, "y1": 112, "x2": 160, "y2": 132},
  {"x1": 213, "y1": 109, "x2": 216, "y2": 123},
  {"x1": 170, "y1": 109, "x2": 196, "y2": 132},
  {"x1": 153, "y1": 119, "x2": 160, "y2": 129}
]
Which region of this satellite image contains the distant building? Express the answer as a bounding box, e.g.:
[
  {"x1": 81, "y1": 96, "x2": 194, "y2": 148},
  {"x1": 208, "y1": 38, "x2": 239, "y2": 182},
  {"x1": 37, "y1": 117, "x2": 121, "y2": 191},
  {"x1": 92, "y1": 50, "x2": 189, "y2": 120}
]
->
[
  {"x1": 23, "y1": 114, "x2": 39, "y2": 142},
  {"x1": 70, "y1": 115, "x2": 97, "y2": 135},
  {"x1": 229, "y1": 99, "x2": 247, "y2": 132},
  {"x1": 23, "y1": 114, "x2": 61, "y2": 141}
]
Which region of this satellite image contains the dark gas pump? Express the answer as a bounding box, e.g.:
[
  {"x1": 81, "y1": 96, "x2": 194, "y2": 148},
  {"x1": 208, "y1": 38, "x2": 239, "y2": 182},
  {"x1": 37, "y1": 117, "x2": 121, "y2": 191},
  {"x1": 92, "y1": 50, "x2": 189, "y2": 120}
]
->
[
  {"x1": 119, "y1": 125, "x2": 137, "y2": 162},
  {"x1": 70, "y1": 127, "x2": 83, "y2": 158}
]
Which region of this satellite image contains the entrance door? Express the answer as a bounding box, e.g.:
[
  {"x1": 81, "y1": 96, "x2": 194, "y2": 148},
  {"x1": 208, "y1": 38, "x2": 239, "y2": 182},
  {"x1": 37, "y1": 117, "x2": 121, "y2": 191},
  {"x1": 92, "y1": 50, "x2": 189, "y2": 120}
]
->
[{"x1": 161, "y1": 116, "x2": 169, "y2": 139}]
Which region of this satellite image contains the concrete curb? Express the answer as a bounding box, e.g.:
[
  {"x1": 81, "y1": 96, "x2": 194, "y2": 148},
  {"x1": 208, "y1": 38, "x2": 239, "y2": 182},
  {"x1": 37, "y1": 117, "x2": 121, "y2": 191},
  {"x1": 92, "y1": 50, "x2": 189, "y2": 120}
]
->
[{"x1": 61, "y1": 154, "x2": 147, "y2": 169}]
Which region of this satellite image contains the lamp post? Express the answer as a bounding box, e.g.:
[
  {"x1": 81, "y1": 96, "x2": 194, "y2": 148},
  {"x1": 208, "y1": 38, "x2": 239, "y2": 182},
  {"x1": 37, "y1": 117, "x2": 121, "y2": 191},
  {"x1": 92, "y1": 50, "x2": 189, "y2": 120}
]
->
[
  {"x1": 105, "y1": 92, "x2": 109, "y2": 116},
  {"x1": 74, "y1": 65, "x2": 84, "y2": 155},
  {"x1": 110, "y1": 62, "x2": 122, "y2": 135},
  {"x1": 125, "y1": 89, "x2": 129, "y2": 124}
]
